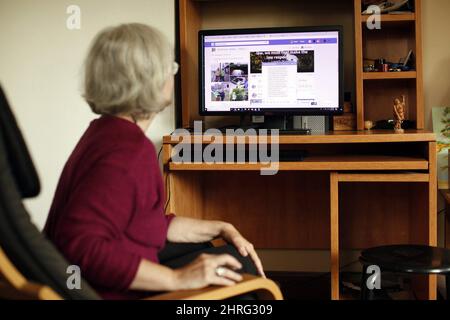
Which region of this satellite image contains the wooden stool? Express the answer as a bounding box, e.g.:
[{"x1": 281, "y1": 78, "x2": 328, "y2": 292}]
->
[{"x1": 359, "y1": 245, "x2": 450, "y2": 300}]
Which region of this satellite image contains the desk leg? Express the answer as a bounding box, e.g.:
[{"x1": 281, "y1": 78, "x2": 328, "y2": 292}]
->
[
  {"x1": 446, "y1": 200, "x2": 450, "y2": 249},
  {"x1": 330, "y1": 172, "x2": 340, "y2": 300},
  {"x1": 162, "y1": 144, "x2": 174, "y2": 214},
  {"x1": 428, "y1": 141, "x2": 438, "y2": 300}
]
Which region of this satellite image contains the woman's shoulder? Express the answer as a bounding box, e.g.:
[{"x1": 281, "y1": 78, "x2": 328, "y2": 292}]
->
[
  {"x1": 99, "y1": 136, "x2": 155, "y2": 171},
  {"x1": 86, "y1": 116, "x2": 157, "y2": 173}
]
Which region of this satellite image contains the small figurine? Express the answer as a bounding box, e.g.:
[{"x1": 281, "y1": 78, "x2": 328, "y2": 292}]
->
[
  {"x1": 393, "y1": 95, "x2": 406, "y2": 133},
  {"x1": 364, "y1": 120, "x2": 374, "y2": 130}
]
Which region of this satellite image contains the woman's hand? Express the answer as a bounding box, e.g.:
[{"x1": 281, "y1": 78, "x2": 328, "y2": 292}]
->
[
  {"x1": 220, "y1": 224, "x2": 266, "y2": 278},
  {"x1": 173, "y1": 253, "x2": 243, "y2": 290},
  {"x1": 166, "y1": 217, "x2": 266, "y2": 278}
]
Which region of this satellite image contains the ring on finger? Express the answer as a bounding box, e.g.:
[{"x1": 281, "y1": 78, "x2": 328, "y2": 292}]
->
[{"x1": 215, "y1": 266, "x2": 226, "y2": 277}]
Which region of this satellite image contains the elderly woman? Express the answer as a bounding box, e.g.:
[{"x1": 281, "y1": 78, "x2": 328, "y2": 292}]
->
[{"x1": 44, "y1": 23, "x2": 264, "y2": 300}]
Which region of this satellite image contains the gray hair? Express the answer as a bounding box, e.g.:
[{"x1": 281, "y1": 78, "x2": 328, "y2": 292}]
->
[{"x1": 83, "y1": 23, "x2": 173, "y2": 120}]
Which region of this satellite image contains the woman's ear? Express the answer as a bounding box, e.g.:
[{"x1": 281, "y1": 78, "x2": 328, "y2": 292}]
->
[{"x1": 162, "y1": 77, "x2": 175, "y2": 108}]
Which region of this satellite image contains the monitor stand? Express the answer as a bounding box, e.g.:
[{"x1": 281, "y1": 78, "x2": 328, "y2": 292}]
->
[
  {"x1": 259, "y1": 115, "x2": 311, "y2": 135},
  {"x1": 216, "y1": 115, "x2": 312, "y2": 135}
]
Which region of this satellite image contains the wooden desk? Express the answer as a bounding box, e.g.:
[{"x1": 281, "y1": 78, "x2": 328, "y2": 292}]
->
[{"x1": 162, "y1": 131, "x2": 437, "y2": 300}]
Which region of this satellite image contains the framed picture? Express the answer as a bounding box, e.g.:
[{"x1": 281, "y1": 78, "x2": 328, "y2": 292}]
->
[{"x1": 432, "y1": 107, "x2": 450, "y2": 189}]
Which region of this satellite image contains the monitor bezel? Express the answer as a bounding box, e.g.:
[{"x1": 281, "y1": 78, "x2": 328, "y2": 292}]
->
[{"x1": 198, "y1": 25, "x2": 344, "y2": 117}]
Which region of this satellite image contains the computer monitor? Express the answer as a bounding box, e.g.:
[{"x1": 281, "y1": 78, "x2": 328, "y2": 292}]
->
[{"x1": 199, "y1": 26, "x2": 344, "y2": 116}]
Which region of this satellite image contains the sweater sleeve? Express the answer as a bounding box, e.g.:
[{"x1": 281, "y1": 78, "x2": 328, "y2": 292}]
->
[
  {"x1": 165, "y1": 213, "x2": 176, "y2": 227},
  {"x1": 54, "y1": 164, "x2": 141, "y2": 292}
]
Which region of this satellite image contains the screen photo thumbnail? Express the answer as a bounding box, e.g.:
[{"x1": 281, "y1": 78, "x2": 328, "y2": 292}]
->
[
  {"x1": 211, "y1": 62, "x2": 249, "y2": 102},
  {"x1": 250, "y1": 50, "x2": 315, "y2": 73}
]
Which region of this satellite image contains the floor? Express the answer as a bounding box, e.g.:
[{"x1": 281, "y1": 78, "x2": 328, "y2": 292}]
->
[{"x1": 266, "y1": 271, "x2": 430, "y2": 300}]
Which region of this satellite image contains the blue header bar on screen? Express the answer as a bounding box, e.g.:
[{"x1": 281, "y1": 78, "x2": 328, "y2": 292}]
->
[{"x1": 204, "y1": 38, "x2": 338, "y2": 47}]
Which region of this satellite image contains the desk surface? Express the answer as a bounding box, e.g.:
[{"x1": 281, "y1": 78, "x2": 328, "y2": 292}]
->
[
  {"x1": 164, "y1": 130, "x2": 435, "y2": 171},
  {"x1": 163, "y1": 130, "x2": 436, "y2": 145},
  {"x1": 169, "y1": 155, "x2": 429, "y2": 171}
]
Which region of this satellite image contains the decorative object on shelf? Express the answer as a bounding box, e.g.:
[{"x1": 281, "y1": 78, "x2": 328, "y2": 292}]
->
[
  {"x1": 333, "y1": 98, "x2": 356, "y2": 131},
  {"x1": 389, "y1": 66, "x2": 403, "y2": 72},
  {"x1": 400, "y1": 49, "x2": 414, "y2": 68},
  {"x1": 334, "y1": 114, "x2": 356, "y2": 131},
  {"x1": 364, "y1": 64, "x2": 376, "y2": 72},
  {"x1": 363, "y1": 58, "x2": 377, "y2": 72},
  {"x1": 393, "y1": 95, "x2": 406, "y2": 133},
  {"x1": 373, "y1": 58, "x2": 395, "y2": 72},
  {"x1": 374, "y1": 58, "x2": 386, "y2": 71},
  {"x1": 364, "y1": 50, "x2": 414, "y2": 73},
  {"x1": 432, "y1": 107, "x2": 450, "y2": 189},
  {"x1": 390, "y1": 49, "x2": 414, "y2": 72},
  {"x1": 373, "y1": 119, "x2": 415, "y2": 130},
  {"x1": 362, "y1": 0, "x2": 412, "y2": 14},
  {"x1": 364, "y1": 121, "x2": 375, "y2": 130},
  {"x1": 343, "y1": 100, "x2": 353, "y2": 113}
]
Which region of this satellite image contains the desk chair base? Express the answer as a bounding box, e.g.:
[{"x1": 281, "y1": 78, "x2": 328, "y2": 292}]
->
[{"x1": 359, "y1": 245, "x2": 450, "y2": 300}]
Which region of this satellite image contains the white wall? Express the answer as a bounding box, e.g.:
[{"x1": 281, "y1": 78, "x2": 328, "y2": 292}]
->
[
  {"x1": 423, "y1": 0, "x2": 450, "y2": 130},
  {"x1": 0, "y1": 0, "x2": 175, "y2": 229}
]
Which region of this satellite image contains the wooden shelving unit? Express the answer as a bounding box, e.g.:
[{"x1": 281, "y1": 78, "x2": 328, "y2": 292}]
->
[
  {"x1": 363, "y1": 71, "x2": 417, "y2": 80},
  {"x1": 361, "y1": 13, "x2": 416, "y2": 23},
  {"x1": 170, "y1": 156, "x2": 429, "y2": 171},
  {"x1": 174, "y1": 0, "x2": 435, "y2": 301},
  {"x1": 354, "y1": 0, "x2": 424, "y2": 130},
  {"x1": 164, "y1": 129, "x2": 435, "y2": 144}
]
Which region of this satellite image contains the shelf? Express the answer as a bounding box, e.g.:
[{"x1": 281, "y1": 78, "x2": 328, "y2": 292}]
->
[
  {"x1": 169, "y1": 155, "x2": 429, "y2": 171},
  {"x1": 363, "y1": 71, "x2": 417, "y2": 80},
  {"x1": 337, "y1": 173, "x2": 429, "y2": 183},
  {"x1": 164, "y1": 131, "x2": 436, "y2": 145},
  {"x1": 361, "y1": 13, "x2": 416, "y2": 23}
]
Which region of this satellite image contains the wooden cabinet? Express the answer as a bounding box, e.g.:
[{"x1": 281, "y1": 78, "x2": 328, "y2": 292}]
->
[
  {"x1": 172, "y1": 0, "x2": 433, "y2": 300},
  {"x1": 354, "y1": 0, "x2": 424, "y2": 130}
]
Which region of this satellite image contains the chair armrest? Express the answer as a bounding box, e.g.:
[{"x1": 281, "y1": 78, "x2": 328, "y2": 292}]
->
[
  {"x1": 0, "y1": 279, "x2": 61, "y2": 300},
  {"x1": 144, "y1": 274, "x2": 283, "y2": 300}
]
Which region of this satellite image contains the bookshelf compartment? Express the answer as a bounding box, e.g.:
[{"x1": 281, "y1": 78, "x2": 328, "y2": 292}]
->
[
  {"x1": 361, "y1": 13, "x2": 416, "y2": 23},
  {"x1": 363, "y1": 79, "x2": 417, "y2": 125},
  {"x1": 363, "y1": 71, "x2": 417, "y2": 80},
  {"x1": 362, "y1": 23, "x2": 416, "y2": 69}
]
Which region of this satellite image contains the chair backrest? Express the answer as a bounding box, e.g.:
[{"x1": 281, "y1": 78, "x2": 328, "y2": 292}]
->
[
  {"x1": 0, "y1": 87, "x2": 40, "y2": 199},
  {"x1": 0, "y1": 84, "x2": 100, "y2": 300}
]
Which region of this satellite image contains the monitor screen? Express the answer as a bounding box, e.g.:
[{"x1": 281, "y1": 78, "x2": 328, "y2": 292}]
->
[{"x1": 199, "y1": 26, "x2": 343, "y2": 115}]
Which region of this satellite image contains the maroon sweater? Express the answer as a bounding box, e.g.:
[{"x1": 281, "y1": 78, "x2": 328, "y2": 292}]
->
[{"x1": 44, "y1": 115, "x2": 174, "y2": 300}]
